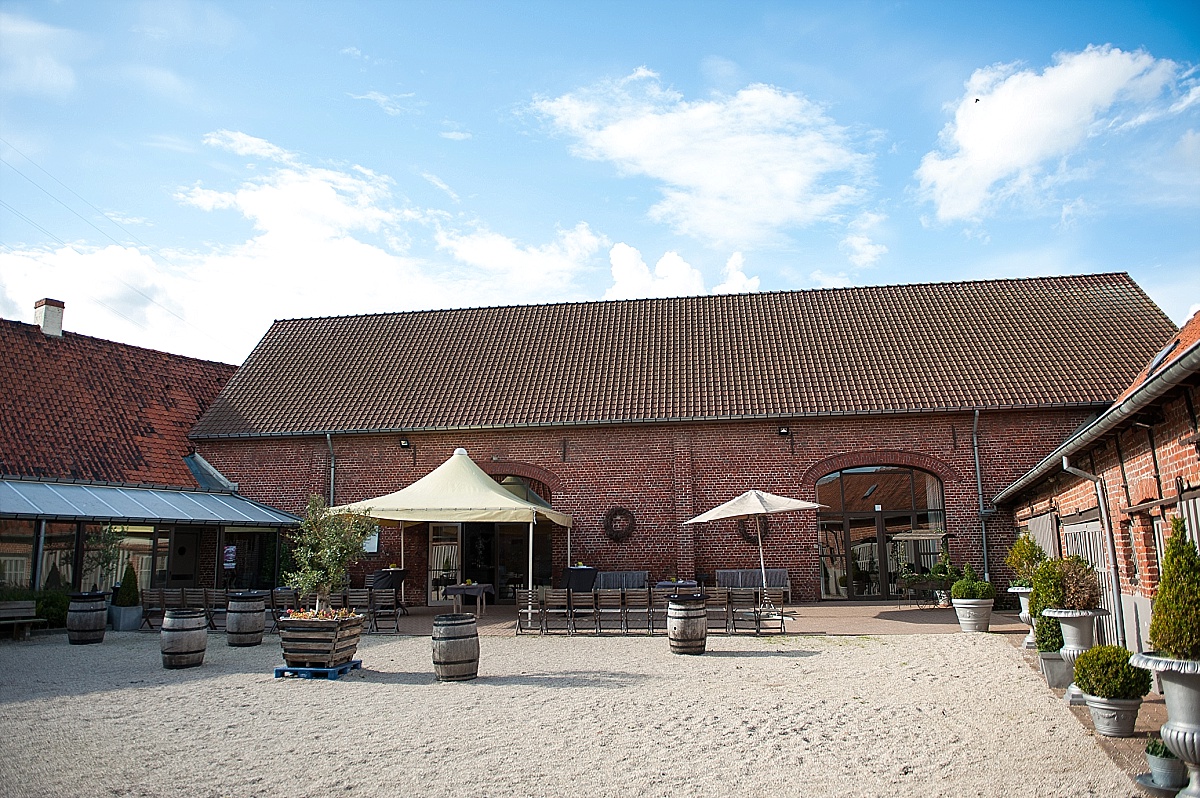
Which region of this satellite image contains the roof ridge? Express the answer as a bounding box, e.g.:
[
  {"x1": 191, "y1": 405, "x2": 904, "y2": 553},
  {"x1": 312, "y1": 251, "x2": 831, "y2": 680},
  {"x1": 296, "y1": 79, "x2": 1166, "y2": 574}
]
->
[{"x1": 0, "y1": 317, "x2": 237, "y2": 369}]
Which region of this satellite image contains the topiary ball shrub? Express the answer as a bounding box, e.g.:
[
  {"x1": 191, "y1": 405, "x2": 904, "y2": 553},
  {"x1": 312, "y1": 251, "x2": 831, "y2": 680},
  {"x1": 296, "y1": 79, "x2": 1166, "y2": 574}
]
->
[
  {"x1": 1074, "y1": 645, "x2": 1151, "y2": 700},
  {"x1": 1035, "y1": 616, "x2": 1064, "y2": 652},
  {"x1": 112, "y1": 561, "x2": 140, "y2": 607},
  {"x1": 1148, "y1": 516, "x2": 1200, "y2": 660},
  {"x1": 951, "y1": 563, "x2": 997, "y2": 600},
  {"x1": 1060, "y1": 555, "x2": 1101, "y2": 610}
]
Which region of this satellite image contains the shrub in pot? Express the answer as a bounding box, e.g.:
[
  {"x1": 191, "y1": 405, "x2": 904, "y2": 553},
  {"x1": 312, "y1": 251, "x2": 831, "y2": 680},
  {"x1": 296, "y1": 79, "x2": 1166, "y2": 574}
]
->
[
  {"x1": 1005, "y1": 533, "x2": 1046, "y2": 648},
  {"x1": 950, "y1": 564, "x2": 996, "y2": 632},
  {"x1": 1130, "y1": 516, "x2": 1200, "y2": 798},
  {"x1": 1041, "y1": 555, "x2": 1107, "y2": 704},
  {"x1": 108, "y1": 562, "x2": 142, "y2": 631},
  {"x1": 928, "y1": 551, "x2": 961, "y2": 606},
  {"x1": 1146, "y1": 738, "x2": 1188, "y2": 790},
  {"x1": 1031, "y1": 559, "x2": 1069, "y2": 687},
  {"x1": 1073, "y1": 644, "x2": 1151, "y2": 737}
]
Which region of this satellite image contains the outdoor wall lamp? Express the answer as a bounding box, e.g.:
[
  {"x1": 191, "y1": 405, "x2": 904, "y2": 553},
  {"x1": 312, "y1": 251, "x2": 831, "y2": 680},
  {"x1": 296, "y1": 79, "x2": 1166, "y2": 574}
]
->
[
  {"x1": 777, "y1": 426, "x2": 790, "y2": 436},
  {"x1": 399, "y1": 437, "x2": 411, "y2": 448}
]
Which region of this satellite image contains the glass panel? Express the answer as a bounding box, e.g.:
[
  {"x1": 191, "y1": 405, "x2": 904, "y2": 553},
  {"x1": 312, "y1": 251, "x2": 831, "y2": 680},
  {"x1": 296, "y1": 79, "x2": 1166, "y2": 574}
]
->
[
  {"x1": 429, "y1": 523, "x2": 459, "y2": 604},
  {"x1": 913, "y1": 469, "x2": 945, "y2": 511},
  {"x1": 0, "y1": 520, "x2": 35, "y2": 590},
  {"x1": 497, "y1": 524, "x2": 528, "y2": 601},
  {"x1": 40, "y1": 522, "x2": 76, "y2": 590},
  {"x1": 847, "y1": 517, "x2": 880, "y2": 597},
  {"x1": 462, "y1": 523, "x2": 495, "y2": 603},
  {"x1": 221, "y1": 528, "x2": 270, "y2": 590},
  {"x1": 815, "y1": 473, "x2": 844, "y2": 513},
  {"x1": 818, "y1": 519, "x2": 847, "y2": 599}
]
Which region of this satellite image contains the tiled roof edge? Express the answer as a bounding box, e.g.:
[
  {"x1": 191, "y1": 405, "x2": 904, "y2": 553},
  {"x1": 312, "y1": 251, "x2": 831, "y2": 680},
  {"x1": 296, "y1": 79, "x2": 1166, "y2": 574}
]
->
[
  {"x1": 0, "y1": 317, "x2": 238, "y2": 369},
  {"x1": 0, "y1": 473, "x2": 237, "y2": 494}
]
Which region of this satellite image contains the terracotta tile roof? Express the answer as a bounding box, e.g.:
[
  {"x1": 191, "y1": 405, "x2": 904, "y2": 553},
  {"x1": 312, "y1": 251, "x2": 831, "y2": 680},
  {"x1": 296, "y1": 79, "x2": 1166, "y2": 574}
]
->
[
  {"x1": 1, "y1": 320, "x2": 236, "y2": 487},
  {"x1": 190, "y1": 273, "x2": 1176, "y2": 439},
  {"x1": 1113, "y1": 307, "x2": 1200, "y2": 404}
]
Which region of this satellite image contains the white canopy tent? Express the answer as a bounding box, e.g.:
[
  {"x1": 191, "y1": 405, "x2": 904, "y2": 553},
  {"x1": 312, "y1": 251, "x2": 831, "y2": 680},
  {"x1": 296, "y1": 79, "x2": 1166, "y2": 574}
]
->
[{"x1": 332, "y1": 448, "x2": 573, "y2": 591}]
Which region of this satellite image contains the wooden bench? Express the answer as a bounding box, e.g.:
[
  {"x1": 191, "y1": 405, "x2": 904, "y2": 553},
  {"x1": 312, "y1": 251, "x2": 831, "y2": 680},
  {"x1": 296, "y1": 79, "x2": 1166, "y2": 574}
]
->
[
  {"x1": 714, "y1": 569, "x2": 792, "y2": 603},
  {"x1": 0, "y1": 600, "x2": 47, "y2": 640}
]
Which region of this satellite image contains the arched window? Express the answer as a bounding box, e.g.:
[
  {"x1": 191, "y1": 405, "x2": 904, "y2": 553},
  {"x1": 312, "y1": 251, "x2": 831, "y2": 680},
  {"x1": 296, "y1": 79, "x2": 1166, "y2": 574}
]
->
[{"x1": 814, "y1": 466, "x2": 946, "y2": 600}]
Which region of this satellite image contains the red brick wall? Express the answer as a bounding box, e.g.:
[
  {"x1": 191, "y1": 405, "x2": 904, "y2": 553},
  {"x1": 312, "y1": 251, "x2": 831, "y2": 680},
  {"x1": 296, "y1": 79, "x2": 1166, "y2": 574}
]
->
[
  {"x1": 1010, "y1": 385, "x2": 1200, "y2": 599},
  {"x1": 197, "y1": 407, "x2": 1096, "y2": 604}
]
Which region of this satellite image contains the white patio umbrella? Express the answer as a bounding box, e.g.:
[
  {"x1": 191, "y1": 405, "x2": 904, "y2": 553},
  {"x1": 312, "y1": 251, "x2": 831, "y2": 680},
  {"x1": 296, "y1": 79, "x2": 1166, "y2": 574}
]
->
[{"x1": 684, "y1": 490, "x2": 824, "y2": 607}]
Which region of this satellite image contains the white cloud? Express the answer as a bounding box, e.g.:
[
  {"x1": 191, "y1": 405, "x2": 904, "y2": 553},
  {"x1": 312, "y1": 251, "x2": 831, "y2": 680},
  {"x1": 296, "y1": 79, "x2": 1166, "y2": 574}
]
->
[
  {"x1": 349, "y1": 90, "x2": 418, "y2": 116},
  {"x1": 422, "y1": 173, "x2": 459, "y2": 203},
  {"x1": 839, "y1": 211, "x2": 888, "y2": 267},
  {"x1": 0, "y1": 132, "x2": 607, "y2": 362},
  {"x1": 0, "y1": 13, "x2": 85, "y2": 97},
  {"x1": 440, "y1": 131, "x2": 472, "y2": 140},
  {"x1": 916, "y1": 45, "x2": 1182, "y2": 222},
  {"x1": 809, "y1": 269, "x2": 851, "y2": 289},
  {"x1": 534, "y1": 68, "x2": 871, "y2": 247},
  {"x1": 711, "y1": 252, "x2": 760, "y2": 294},
  {"x1": 603, "y1": 244, "x2": 705, "y2": 300}
]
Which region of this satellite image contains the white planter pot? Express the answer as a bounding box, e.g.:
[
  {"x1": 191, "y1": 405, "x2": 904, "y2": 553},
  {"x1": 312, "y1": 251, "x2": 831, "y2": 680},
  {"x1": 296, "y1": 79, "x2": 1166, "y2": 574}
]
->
[
  {"x1": 952, "y1": 598, "x2": 993, "y2": 632},
  {"x1": 1131, "y1": 652, "x2": 1200, "y2": 798},
  {"x1": 1007, "y1": 586, "x2": 1034, "y2": 649},
  {"x1": 1082, "y1": 694, "x2": 1142, "y2": 737},
  {"x1": 108, "y1": 603, "x2": 143, "y2": 631},
  {"x1": 1042, "y1": 607, "x2": 1109, "y2": 705}
]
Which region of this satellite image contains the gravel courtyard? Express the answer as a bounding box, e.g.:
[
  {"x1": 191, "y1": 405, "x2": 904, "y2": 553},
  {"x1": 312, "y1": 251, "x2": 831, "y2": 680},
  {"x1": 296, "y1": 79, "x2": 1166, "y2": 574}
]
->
[{"x1": 0, "y1": 630, "x2": 1133, "y2": 798}]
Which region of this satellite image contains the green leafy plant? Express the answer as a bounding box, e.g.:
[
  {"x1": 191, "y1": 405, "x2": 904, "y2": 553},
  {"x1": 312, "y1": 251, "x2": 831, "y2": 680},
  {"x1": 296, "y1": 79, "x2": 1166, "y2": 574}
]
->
[
  {"x1": 111, "y1": 561, "x2": 140, "y2": 607},
  {"x1": 1074, "y1": 645, "x2": 1151, "y2": 700},
  {"x1": 929, "y1": 550, "x2": 962, "y2": 585},
  {"x1": 1030, "y1": 559, "x2": 1066, "y2": 652},
  {"x1": 1148, "y1": 516, "x2": 1200, "y2": 660},
  {"x1": 951, "y1": 563, "x2": 996, "y2": 600},
  {"x1": 1146, "y1": 738, "x2": 1177, "y2": 758},
  {"x1": 1005, "y1": 532, "x2": 1046, "y2": 588},
  {"x1": 83, "y1": 524, "x2": 126, "y2": 590},
  {"x1": 284, "y1": 495, "x2": 376, "y2": 611},
  {"x1": 1060, "y1": 555, "x2": 1101, "y2": 610}
]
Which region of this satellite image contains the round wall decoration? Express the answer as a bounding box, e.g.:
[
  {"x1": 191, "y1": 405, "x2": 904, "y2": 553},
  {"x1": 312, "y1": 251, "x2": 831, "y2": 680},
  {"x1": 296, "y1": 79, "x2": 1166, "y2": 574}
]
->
[
  {"x1": 738, "y1": 516, "x2": 769, "y2": 544},
  {"x1": 603, "y1": 507, "x2": 636, "y2": 542}
]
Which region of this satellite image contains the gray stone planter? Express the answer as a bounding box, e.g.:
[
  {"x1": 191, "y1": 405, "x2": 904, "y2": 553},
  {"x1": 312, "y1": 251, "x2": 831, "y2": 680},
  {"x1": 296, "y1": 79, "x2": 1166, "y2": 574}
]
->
[
  {"x1": 108, "y1": 604, "x2": 142, "y2": 631},
  {"x1": 1131, "y1": 652, "x2": 1200, "y2": 798},
  {"x1": 1042, "y1": 607, "x2": 1109, "y2": 705},
  {"x1": 951, "y1": 598, "x2": 993, "y2": 632},
  {"x1": 1082, "y1": 694, "x2": 1142, "y2": 737},
  {"x1": 1147, "y1": 751, "x2": 1188, "y2": 790},
  {"x1": 1040, "y1": 651, "x2": 1073, "y2": 689},
  {"x1": 1007, "y1": 586, "x2": 1034, "y2": 649}
]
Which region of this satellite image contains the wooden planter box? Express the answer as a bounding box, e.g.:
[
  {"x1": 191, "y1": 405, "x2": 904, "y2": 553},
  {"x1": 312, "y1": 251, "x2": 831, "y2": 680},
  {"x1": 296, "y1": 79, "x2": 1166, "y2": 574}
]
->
[{"x1": 277, "y1": 615, "x2": 364, "y2": 668}]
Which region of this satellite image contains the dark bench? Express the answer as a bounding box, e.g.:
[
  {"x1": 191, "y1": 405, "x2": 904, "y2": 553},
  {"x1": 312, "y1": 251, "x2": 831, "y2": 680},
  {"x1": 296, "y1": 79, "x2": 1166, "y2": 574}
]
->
[{"x1": 0, "y1": 600, "x2": 47, "y2": 640}]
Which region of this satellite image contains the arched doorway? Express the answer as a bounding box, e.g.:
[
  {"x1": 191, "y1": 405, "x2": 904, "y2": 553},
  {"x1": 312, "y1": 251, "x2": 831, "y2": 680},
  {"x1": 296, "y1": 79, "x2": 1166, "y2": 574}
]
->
[{"x1": 815, "y1": 465, "x2": 946, "y2": 600}]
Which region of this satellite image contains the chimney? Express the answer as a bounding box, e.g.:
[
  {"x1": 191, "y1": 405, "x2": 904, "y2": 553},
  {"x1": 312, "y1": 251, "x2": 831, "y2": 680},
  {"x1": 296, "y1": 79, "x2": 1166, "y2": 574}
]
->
[{"x1": 34, "y1": 298, "x2": 64, "y2": 337}]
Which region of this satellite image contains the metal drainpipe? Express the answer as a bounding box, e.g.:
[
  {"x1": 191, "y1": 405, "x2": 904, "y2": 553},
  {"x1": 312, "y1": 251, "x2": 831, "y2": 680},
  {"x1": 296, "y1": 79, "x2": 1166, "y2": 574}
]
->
[
  {"x1": 326, "y1": 433, "x2": 335, "y2": 506},
  {"x1": 972, "y1": 410, "x2": 990, "y2": 582},
  {"x1": 1062, "y1": 455, "x2": 1127, "y2": 649}
]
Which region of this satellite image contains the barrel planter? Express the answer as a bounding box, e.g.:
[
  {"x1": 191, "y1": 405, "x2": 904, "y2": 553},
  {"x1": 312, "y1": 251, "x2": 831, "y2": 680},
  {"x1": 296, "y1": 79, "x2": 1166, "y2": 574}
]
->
[
  {"x1": 226, "y1": 591, "x2": 266, "y2": 647},
  {"x1": 66, "y1": 592, "x2": 107, "y2": 645},
  {"x1": 278, "y1": 614, "x2": 364, "y2": 668},
  {"x1": 432, "y1": 613, "x2": 479, "y2": 681},
  {"x1": 667, "y1": 594, "x2": 708, "y2": 655},
  {"x1": 161, "y1": 609, "x2": 208, "y2": 669}
]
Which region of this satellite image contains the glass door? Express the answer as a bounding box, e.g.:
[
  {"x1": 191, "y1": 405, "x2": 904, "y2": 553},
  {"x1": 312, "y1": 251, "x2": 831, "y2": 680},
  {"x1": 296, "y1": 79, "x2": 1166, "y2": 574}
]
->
[
  {"x1": 819, "y1": 519, "x2": 847, "y2": 599},
  {"x1": 847, "y1": 516, "x2": 881, "y2": 598},
  {"x1": 428, "y1": 523, "x2": 460, "y2": 605}
]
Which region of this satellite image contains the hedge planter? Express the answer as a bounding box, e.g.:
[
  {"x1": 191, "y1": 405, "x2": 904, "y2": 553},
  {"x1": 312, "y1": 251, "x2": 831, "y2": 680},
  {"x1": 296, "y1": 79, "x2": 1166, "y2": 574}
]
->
[
  {"x1": 1042, "y1": 607, "x2": 1109, "y2": 706},
  {"x1": 951, "y1": 598, "x2": 993, "y2": 633},
  {"x1": 1007, "y1": 586, "x2": 1034, "y2": 649},
  {"x1": 1082, "y1": 694, "x2": 1143, "y2": 737},
  {"x1": 1131, "y1": 653, "x2": 1200, "y2": 798},
  {"x1": 108, "y1": 604, "x2": 143, "y2": 632},
  {"x1": 278, "y1": 614, "x2": 364, "y2": 669}
]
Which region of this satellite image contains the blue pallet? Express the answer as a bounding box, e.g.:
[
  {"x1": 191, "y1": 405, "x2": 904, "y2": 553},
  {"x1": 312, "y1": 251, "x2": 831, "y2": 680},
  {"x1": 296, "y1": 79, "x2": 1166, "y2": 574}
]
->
[{"x1": 274, "y1": 660, "x2": 362, "y2": 680}]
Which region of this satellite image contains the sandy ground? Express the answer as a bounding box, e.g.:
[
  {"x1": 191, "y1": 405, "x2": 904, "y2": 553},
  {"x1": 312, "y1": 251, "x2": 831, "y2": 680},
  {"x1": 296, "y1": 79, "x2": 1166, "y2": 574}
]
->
[{"x1": 0, "y1": 630, "x2": 1134, "y2": 798}]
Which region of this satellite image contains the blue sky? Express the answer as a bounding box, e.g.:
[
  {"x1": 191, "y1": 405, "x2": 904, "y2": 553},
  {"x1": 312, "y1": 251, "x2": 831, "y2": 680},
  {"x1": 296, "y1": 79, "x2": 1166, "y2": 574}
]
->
[{"x1": 1, "y1": 1, "x2": 1197, "y2": 364}]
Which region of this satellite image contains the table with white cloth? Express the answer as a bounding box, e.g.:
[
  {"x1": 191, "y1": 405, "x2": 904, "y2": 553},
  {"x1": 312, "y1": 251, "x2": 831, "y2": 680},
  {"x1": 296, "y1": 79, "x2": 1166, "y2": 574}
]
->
[{"x1": 442, "y1": 583, "x2": 495, "y2": 616}]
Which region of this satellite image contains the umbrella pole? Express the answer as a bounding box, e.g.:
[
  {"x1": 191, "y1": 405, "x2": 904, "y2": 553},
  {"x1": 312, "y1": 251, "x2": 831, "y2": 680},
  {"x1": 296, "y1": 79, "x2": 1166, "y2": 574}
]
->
[
  {"x1": 757, "y1": 517, "x2": 774, "y2": 611},
  {"x1": 400, "y1": 523, "x2": 406, "y2": 605},
  {"x1": 527, "y1": 520, "x2": 534, "y2": 592}
]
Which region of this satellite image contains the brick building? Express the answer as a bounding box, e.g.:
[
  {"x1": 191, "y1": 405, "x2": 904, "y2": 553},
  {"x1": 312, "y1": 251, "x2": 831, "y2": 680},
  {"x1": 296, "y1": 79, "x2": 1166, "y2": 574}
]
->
[
  {"x1": 189, "y1": 273, "x2": 1177, "y2": 607},
  {"x1": 994, "y1": 306, "x2": 1200, "y2": 653},
  {"x1": 0, "y1": 300, "x2": 296, "y2": 594}
]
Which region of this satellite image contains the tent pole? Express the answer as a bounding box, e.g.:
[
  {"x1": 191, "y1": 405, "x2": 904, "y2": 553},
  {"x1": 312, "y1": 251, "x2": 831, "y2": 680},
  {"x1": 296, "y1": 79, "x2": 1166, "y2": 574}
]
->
[
  {"x1": 527, "y1": 518, "x2": 534, "y2": 592},
  {"x1": 757, "y1": 515, "x2": 771, "y2": 609},
  {"x1": 567, "y1": 524, "x2": 572, "y2": 565},
  {"x1": 400, "y1": 523, "x2": 406, "y2": 605}
]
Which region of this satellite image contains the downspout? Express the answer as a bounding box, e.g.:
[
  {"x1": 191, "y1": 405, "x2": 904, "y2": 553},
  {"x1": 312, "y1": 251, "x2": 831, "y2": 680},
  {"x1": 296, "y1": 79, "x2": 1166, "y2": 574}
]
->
[
  {"x1": 972, "y1": 410, "x2": 990, "y2": 582},
  {"x1": 326, "y1": 433, "x2": 336, "y2": 506},
  {"x1": 1062, "y1": 455, "x2": 1127, "y2": 649}
]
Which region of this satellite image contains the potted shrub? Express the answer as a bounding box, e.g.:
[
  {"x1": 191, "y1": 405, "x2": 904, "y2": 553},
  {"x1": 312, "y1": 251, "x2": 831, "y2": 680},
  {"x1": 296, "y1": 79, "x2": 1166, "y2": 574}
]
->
[
  {"x1": 1005, "y1": 532, "x2": 1046, "y2": 649},
  {"x1": 1041, "y1": 555, "x2": 1108, "y2": 705},
  {"x1": 1130, "y1": 516, "x2": 1200, "y2": 797},
  {"x1": 1074, "y1": 644, "x2": 1151, "y2": 737},
  {"x1": 108, "y1": 562, "x2": 142, "y2": 631},
  {"x1": 278, "y1": 495, "x2": 375, "y2": 669},
  {"x1": 928, "y1": 550, "x2": 962, "y2": 607},
  {"x1": 1145, "y1": 738, "x2": 1187, "y2": 791},
  {"x1": 951, "y1": 563, "x2": 996, "y2": 632},
  {"x1": 1030, "y1": 558, "x2": 1071, "y2": 688}
]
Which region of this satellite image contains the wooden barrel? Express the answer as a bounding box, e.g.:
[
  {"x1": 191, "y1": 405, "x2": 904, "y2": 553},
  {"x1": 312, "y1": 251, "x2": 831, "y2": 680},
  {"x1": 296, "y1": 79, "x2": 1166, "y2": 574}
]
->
[
  {"x1": 161, "y1": 609, "x2": 208, "y2": 669},
  {"x1": 226, "y1": 592, "x2": 265, "y2": 647},
  {"x1": 667, "y1": 594, "x2": 708, "y2": 655},
  {"x1": 66, "y1": 592, "x2": 107, "y2": 645},
  {"x1": 432, "y1": 613, "x2": 479, "y2": 681}
]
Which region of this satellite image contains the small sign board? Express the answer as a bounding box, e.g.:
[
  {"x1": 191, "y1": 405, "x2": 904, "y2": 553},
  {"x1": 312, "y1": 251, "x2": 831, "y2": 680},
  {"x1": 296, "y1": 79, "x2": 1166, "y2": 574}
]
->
[{"x1": 223, "y1": 545, "x2": 237, "y2": 569}]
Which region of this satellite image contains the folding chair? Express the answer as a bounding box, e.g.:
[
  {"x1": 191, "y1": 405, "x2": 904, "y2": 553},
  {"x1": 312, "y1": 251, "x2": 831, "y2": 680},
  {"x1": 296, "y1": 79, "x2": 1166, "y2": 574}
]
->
[
  {"x1": 756, "y1": 587, "x2": 786, "y2": 635},
  {"x1": 541, "y1": 589, "x2": 571, "y2": 634},
  {"x1": 649, "y1": 588, "x2": 673, "y2": 634},
  {"x1": 623, "y1": 588, "x2": 651, "y2": 635},
  {"x1": 269, "y1": 588, "x2": 298, "y2": 632},
  {"x1": 347, "y1": 588, "x2": 374, "y2": 631},
  {"x1": 514, "y1": 588, "x2": 541, "y2": 635},
  {"x1": 729, "y1": 588, "x2": 759, "y2": 634},
  {"x1": 705, "y1": 587, "x2": 730, "y2": 634},
  {"x1": 594, "y1": 589, "x2": 624, "y2": 633},
  {"x1": 139, "y1": 588, "x2": 164, "y2": 630},
  {"x1": 160, "y1": 588, "x2": 186, "y2": 611},
  {"x1": 205, "y1": 588, "x2": 227, "y2": 630},
  {"x1": 569, "y1": 589, "x2": 596, "y2": 634},
  {"x1": 371, "y1": 588, "x2": 401, "y2": 634}
]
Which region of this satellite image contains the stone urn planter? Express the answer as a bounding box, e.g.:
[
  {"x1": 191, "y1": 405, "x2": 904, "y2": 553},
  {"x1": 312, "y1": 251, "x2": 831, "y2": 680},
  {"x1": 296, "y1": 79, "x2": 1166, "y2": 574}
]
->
[
  {"x1": 951, "y1": 598, "x2": 993, "y2": 632},
  {"x1": 1074, "y1": 645, "x2": 1151, "y2": 738},
  {"x1": 1042, "y1": 607, "x2": 1109, "y2": 705},
  {"x1": 1132, "y1": 653, "x2": 1200, "y2": 797},
  {"x1": 1007, "y1": 586, "x2": 1034, "y2": 649}
]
